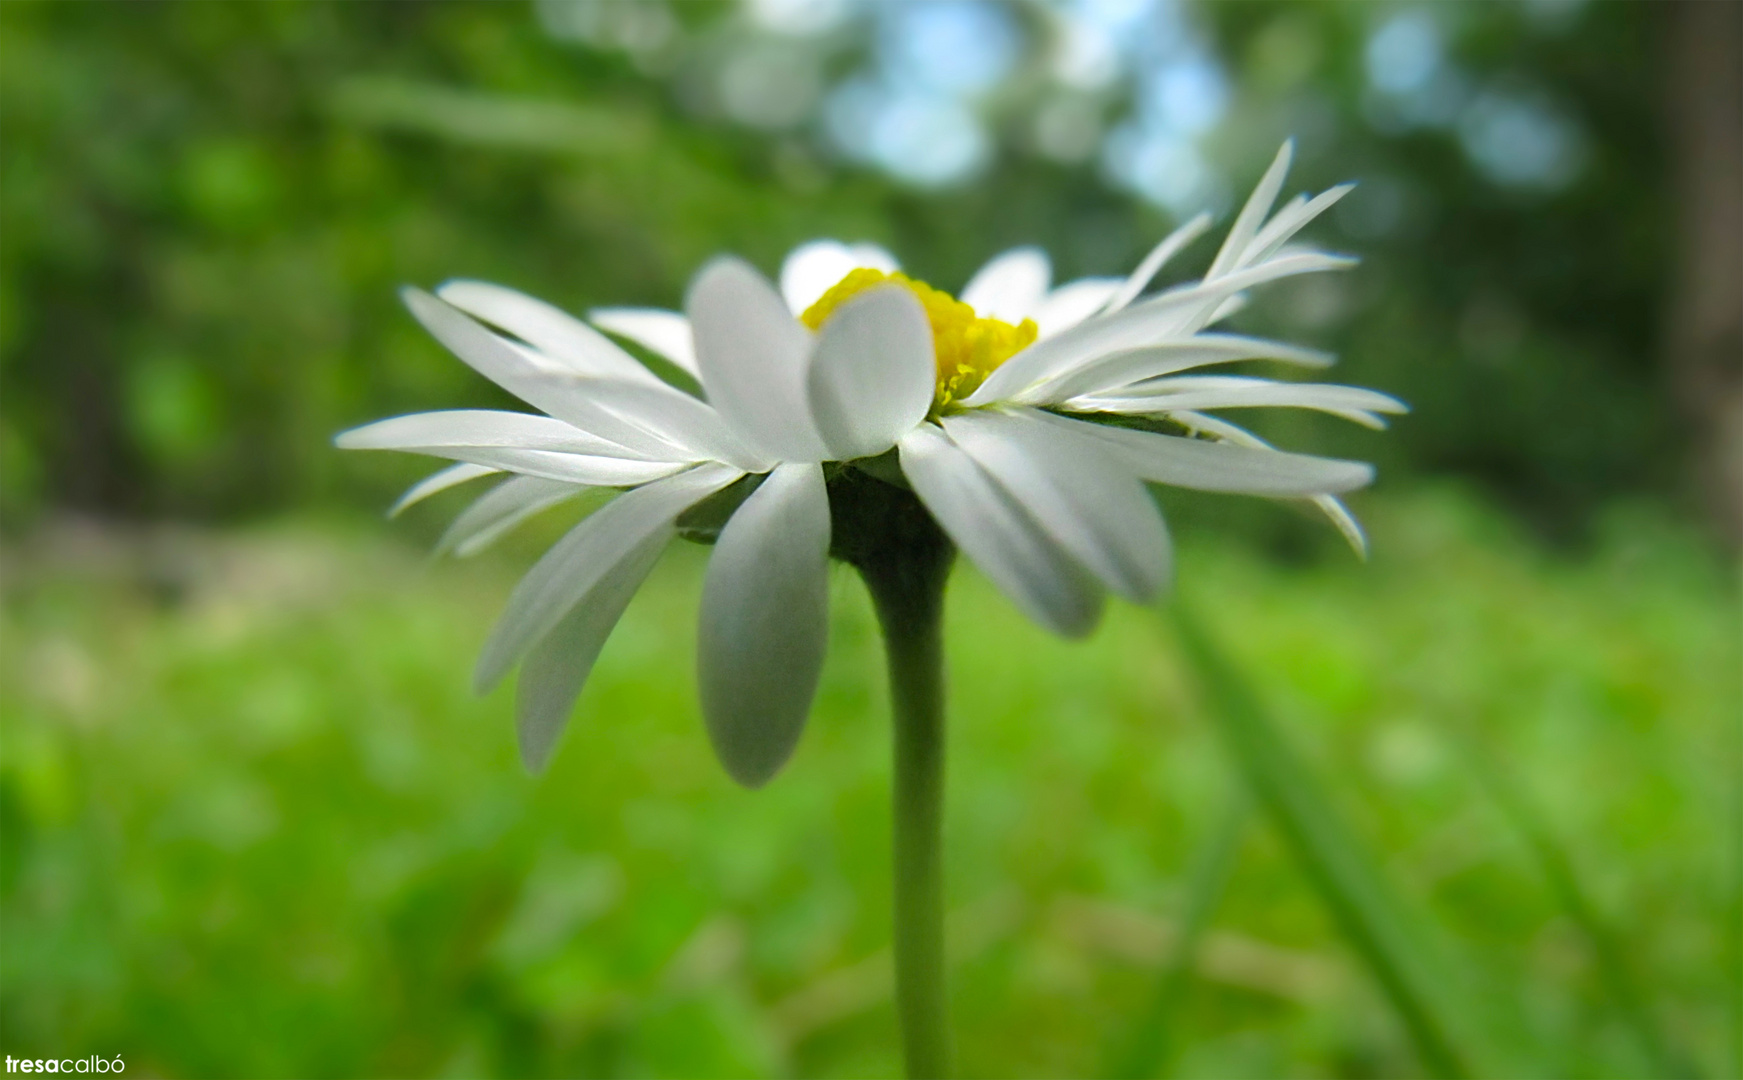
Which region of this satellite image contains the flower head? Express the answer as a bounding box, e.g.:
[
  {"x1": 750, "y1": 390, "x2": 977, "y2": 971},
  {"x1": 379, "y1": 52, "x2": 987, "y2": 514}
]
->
[
  {"x1": 799, "y1": 267, "x2": 1040, "y2": 410},
  {"x1": 337, "y1": 141, "x2": 1403, "y2": 784}
]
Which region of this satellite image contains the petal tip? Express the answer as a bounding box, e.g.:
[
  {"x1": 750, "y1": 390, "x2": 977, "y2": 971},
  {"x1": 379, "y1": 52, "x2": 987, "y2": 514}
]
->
[
  {"x1": 719, "y1": 754, "x2": 781, "y2": 790},
  {"x1": 472, "y1": 656, "x2": 504, "y2": 697},
  {"x1": 518, "y1": 739, "x2": 554, "y2": 775}
]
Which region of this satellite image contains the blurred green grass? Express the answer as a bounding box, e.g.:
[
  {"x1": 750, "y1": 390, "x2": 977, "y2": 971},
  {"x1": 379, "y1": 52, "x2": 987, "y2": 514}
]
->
[{"x1": 2, "y1": 487, "x2": 1736, "y2": 1079}]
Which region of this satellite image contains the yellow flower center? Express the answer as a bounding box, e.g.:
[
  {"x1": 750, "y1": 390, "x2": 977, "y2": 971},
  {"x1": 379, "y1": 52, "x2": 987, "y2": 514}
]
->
[{"x1": 800, "y1": 267, "x2": 1038, "y2": 412}]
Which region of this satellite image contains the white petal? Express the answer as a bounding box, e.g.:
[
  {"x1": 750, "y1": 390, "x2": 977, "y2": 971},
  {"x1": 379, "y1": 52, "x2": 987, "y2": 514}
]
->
[
  {"x1": 849, "y1": 243, "x2": 900, "y2": 273},
  {"x1": 439, "y1": 475, "x2": 584, "y2": 558},
  {"x1": 1205, "y1": 293, "x2": 1249, "y2": 326},
  {"x1": 943, "y1": 410, "x2": 1170, "y2": 603},
  {"x1": 969, "y1": 252, "x2": 1354, "y2": 406},
  {"x1": 474, "y1": 463, "x2": 741, "y2": 691},
  {"x1": 428, "y1": 448, "x2": 688, "y2": 489},
  {"x1": 401, "y1": 286, "x2": 589, "y2": 413},
  {"x1": 1079, "y1": 397, "x2": 1389, "y2": 430},
  {"x1": 1033, "y1": 412, "x2": 1374, "y2": 495},
  {"x1": 697, "y1": 462, "x2": 832, "y2": 788},
  {"x1": 336, "y1": 409, "x2": 645, "y2": 457},
  {"x1": 573, "y1": 376, "x2": 770, "y2": 470},
  {"x1": 437, "y1": 280, "x2": 663, "y2": 386},
  {"x1": 515, "y1": 531, "x2": 665, "y2": 772},
  {"x1": 1207, "y1": 140, "x2": 1293, "y2": 280},
  {"x1": 588, "y1": 307, "x2": 700, "y2": 376},
  {"x1": 687, "y1": 257, "x2": 830, "y2": 462},
  {"x1": 898, "y1": 424, "x2": 1103, "y2": 637},
  {"x1": 1166, "y1": 410, "x2": 1371, "y2": 556},
  {"x1": 401, "y1": 289, "x2": 687, "y2": 457},
  {"x1": 450, "y1": 327, "x2": 754, "y2": 465},
  {"x1": 401, "y1": 324, "x2": 751, "y2": 466},
  {"x1": 960, "y1": 247, "x2": 1051, "y2": 323},
  {"x1": 388, "y1": 463, "x2": 500, "y2": 518},
  {"x1": 1183, "y1": 247, "x2": 1356, "y2": 344},
  {"x1": 1033, "y1": 278, "x2": 1122, "y2": 339},
  {"x1": 1255, "y1": 193, "x2": 1307, "y2": 247},
  {"x1": 779, "y1": 240, "x2": 898, "y2": 315},
  {"x1": 352, "y1": 447, "x2": 679, "y2": 487},
  {"x1": 1246, "y1": 184, "x2": 1354, "y2": 268},
  {"x1": 1035, "y1": 335, "x2": 1336, "y2": 403},
  {"x1": 1103, "y1": 213, "x2": 1213, "y2": 314},
  {"x1": 335, "y1": 410, "x2": 688, "y2": 485},
  {"x1": 1313, "y1": 494, "x2": 1369, "y2": 558},
  {"x1": 1077, "y1": 378, "x2": 1408, "y2": 427},
  {"x1": 806, "y1": 285, "x2": 935, "y2": 460}
]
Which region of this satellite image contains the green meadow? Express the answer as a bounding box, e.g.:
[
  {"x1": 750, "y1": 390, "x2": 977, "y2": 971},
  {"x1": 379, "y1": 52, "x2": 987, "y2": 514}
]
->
[
  {"x1": 5, "y1": 488, "x2": 1734, "y2": 1078},
  {"x1": 5, "y1": 1, "x2": 1737, "y2": 1075}
]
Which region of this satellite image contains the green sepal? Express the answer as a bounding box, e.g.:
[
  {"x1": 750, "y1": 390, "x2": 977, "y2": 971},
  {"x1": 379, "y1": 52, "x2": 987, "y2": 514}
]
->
[
  {"x1": 675, "y1": 472, "x2": 765, "y2": 545},
  {"x1": 846, "y1": 447, "x2": 910, "y2": 490},
  {"x1": 1054, "y1": 407, "x2": 1200, "y2": 439}
]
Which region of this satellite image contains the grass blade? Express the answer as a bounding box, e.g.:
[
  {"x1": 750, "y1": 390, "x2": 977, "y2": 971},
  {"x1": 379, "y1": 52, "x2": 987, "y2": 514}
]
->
[
  {"x1": 1165, "y1": 600, "x2": 1478, "y2": 1079},
  {"x1": 1450, "y1": 724, "x2": 1703, "y2": 1078},
  {"x1": 1102, "y1": 793, "x2": 1251, "y2": 1079}
]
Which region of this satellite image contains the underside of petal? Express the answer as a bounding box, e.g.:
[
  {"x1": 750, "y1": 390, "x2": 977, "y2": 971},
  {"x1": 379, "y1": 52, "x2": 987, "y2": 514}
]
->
[
  {"x1": 1165, "y1": 409, "x2": 1373, "y2": 556},
  {"x1": 438, "y1": 475, "x2": 586, "y2": 558},
  {"x1": 474, "y1": 463, "x2": 741, "y2": 692},
  {"x1": 898, "y1": 424, "x2": 1103, "y2": 637},
  {"x1": 696, "y1": 462, "x2": 832, "y2": 788},
  {"x1": 1035, "y1": 412, "x2": 1373, "y2": 496},
  {"x1": 388, "y1": 462, "x2": 501, "y2": 518},
  {"x1": 944, "y1": 410, "x2": 1171, "y2": 603},
  {"x1": 515, "y1": 531, "x2": 666, "y2": 773}
]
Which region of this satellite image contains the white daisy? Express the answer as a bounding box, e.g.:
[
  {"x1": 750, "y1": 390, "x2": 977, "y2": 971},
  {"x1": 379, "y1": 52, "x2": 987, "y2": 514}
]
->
[{"x1": 337, "y1": 141, "x2": 1402, "y2": 784}]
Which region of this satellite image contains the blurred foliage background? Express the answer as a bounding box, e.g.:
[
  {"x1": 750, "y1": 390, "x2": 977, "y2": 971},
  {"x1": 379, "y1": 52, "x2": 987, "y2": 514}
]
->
[{"x1": 1, "y1": 1, "x2": 1737, "y2": 1078}]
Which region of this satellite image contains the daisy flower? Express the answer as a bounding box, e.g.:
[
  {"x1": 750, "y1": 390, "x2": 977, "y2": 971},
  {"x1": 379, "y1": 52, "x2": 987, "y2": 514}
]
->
[
  {"x1": 337, "y1": 140, "x2": 1400, "y2": 782},
  {"x1": 343, "y1": 143, "x2": 1401, "y2": 780},
  {"x1": 338, "y1": 140, "x2": 1401, "y2": 1075}
]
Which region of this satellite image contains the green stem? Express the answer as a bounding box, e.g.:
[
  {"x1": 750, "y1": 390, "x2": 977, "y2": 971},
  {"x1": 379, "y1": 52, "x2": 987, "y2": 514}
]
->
[{"x1": 858, "y1": 526, "x2": 955, "y2": 1080}]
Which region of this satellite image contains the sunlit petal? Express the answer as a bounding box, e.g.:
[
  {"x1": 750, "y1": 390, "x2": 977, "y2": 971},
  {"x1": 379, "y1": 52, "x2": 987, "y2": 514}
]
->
[
  {"x1": 807, "y1": 285, "x2": 935, "y2": 460},
  {"x1": 687, "y1": 256, "x2": 830, "y2": 462},
  {"x1": 438, "y1": 279, "x2": 664, "y2": 385},
  {"x1": 961, "y1": 247, "x2": 1051, "y2": 323},
  {"x1": 1034, "y1": 412, "x2": 1373, "y2": 495},
  {"x1": 588, "y1": 307, "x2": 700, "y2": 376}
]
